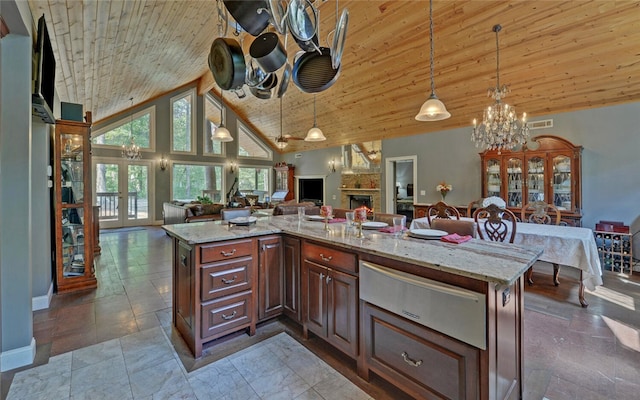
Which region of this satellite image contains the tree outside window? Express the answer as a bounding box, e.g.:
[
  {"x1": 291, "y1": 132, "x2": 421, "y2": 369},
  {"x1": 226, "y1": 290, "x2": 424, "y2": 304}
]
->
[
  {"x1": 171, "y1": 90, "x2": 195, "y2": 153},
  {"x1": 172, "y1": 163, "x2": 223, "y2": 203}
]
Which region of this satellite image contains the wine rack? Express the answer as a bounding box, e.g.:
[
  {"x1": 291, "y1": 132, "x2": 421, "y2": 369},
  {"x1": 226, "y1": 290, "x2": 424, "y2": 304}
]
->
[{"x1": 594, "y1": 231, "x2": 633, "y2": 274}]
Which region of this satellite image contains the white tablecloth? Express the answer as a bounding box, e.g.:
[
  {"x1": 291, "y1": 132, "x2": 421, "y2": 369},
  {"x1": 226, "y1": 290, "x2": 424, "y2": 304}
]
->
[{"x1": 410, "y1": 217, "x2": 603, "y2": 290}]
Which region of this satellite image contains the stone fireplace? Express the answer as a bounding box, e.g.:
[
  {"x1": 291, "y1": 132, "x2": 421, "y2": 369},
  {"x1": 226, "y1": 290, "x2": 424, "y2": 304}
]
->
[{"x1": 340, "y1": 172, "x2": 382, "y2": 211}]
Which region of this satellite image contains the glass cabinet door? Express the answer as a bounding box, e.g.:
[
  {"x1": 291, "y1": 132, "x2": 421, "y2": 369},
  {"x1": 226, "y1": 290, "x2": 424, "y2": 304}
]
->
[
  {"x1": 506, "y1": 157, "x2": 523, "y2": 208},
  {"x1": 60, "y1": 134, "x2": 85, "y2": 204},
  {"x1": 61, "y1": 207, "x2": 86, "y2": 277},
  {"x1": 552, "y1": 155, "x2": 572, "y2": 211},
  {"x1": 526, "y1": 156, "x2": 545, "y2": 203},
  {"x1": 486, "y1": 158, "x2": 501, "y2": 197}
]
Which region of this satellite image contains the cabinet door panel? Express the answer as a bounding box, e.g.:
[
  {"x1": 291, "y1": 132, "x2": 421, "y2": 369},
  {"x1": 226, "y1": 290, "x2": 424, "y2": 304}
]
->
[
  {"x1": 304, "y1": 261, "x2": 328, "y2": 337},
  {"x1": 201, "y1": 257, "x2": 252, "y2": 301},
  {"x1": 176, "y1": 241, "x2": 194, "y2": 331},
  {"x1": 258, "y1": 236, "x2": 283, "y2": 321},
  {"x1": 201, "y1": 290, "x2": 253, "y2": 339},
  {"x1": 327, "y1": 268, "x2": 358, "y2": 357},
  {"x1": 283, "y1": 236, "x2": 301, "y2": 322}
]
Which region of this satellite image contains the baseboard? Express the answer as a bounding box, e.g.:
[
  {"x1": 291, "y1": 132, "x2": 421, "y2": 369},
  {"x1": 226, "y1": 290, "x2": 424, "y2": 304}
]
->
[
  {"x1": 0, "y1": 337, "x2": 36, "y2": 372},
  {"x1": 32, "y1": 282, "x2": 53, "y2": 311}
]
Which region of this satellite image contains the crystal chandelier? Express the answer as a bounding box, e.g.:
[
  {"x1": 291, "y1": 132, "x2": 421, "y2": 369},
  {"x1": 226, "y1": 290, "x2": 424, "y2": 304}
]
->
[
  {"x1": 415, "y1": 0, "x2": 450, "y2": 121},
  {"x1": 122, "y1": 97, "x2": 141, "y2": 160},
  {"x1": 471, "y1": 24, "x2": 529, "y2": 152}
]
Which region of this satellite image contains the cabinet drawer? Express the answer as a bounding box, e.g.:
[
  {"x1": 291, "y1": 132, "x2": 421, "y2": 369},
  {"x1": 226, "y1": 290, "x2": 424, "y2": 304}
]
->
[
  {"x1": 363, "y1": 302, "x2": 479, "y2": 400},
  {"x1": 201, "y1": 290, "x2": 253, "y2": 339},
  {"x1": 201, "y1": 257, "x2": 253, "y2": 301},
  {"x1": 199, "y1": 239, "x2": 253, "y2": 264},
  {"x1": 303, "y1": 242, "x2": 357, "y2": 274}
]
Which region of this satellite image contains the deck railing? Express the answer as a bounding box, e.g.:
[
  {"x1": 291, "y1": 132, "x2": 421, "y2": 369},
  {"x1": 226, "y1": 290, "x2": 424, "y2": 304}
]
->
[{"x1": 95, "y1": 192, "x2": 138, "y2": 219}]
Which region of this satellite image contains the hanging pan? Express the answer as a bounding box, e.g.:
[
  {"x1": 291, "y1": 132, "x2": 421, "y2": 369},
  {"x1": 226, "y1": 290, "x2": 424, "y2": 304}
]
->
[
  {"x1": 330, "y1": 8, "x2": 349, "y2": 70},
  {"x1": 291, "y1": 47, "x2": 340, "y2": 93},
  {"x1": 223, "y1": 0, "x2": 271, "y2": 36},
  {"x1": 209, "y1": 38, "x2": 246, "y2": 91}
]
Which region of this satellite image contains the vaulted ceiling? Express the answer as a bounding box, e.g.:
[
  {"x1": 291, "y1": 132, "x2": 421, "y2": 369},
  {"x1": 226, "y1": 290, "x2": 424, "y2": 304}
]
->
[{"x1": 27, "y1": 1, "x2": 640, "y2": 153}]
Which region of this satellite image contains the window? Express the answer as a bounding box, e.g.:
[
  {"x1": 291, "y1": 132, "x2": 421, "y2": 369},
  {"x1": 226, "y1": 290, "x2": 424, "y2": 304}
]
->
[
  {"x1": 238, "y1": 123, "x2": 272, "y2": 160},
  {"x1": 171, "y1": 89, "x2": 196, "y2": 154},
  {"x1": 238, "y1": 166, "x2": 270, "y2": 200},
  {"x1": 171, "y1": 163, "x2": 224, "y2": 203},
  {"x1": 92, "y1": 106, "x2": 155, "y2": 150},
  {"x1": 204, "y1": 93, "x2": 223, "y2": 156}
]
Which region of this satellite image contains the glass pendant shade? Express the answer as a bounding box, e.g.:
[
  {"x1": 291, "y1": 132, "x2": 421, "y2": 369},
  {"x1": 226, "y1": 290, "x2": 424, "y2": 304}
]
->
[
  {"x1": 275, "y1": 136, "x2": 288, "y2": 149},
  {"x1": 305, "y1": 126, "x2": 326, "y2": 142},
  {"x1": 211, "y1": 125, "x2": 233, "y2": 142},
  {"x1": 415, "y1": 94, "x2": 451, "y2": 121}
]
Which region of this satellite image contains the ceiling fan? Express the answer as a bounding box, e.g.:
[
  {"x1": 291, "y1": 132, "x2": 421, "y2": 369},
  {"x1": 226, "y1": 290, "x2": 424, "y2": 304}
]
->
[{"x1": 273, "y1": 98, "x2": 304, "y2": 149}]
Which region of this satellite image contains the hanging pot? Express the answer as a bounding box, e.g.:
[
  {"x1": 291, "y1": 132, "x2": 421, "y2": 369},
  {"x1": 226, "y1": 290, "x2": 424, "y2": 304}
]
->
[
  {"x1": 209, "y1": 38, "x2": 246, "y2": 91},
  {"x1": 223, "y1": 0, "x2": 271, "y2": 37},
  {"x1": 249, "y1": 32, "x2": 287, "y2": 73},
  {"x1": 287, "y1": 0, "x2": 320, "y2": 52},
  {"x1": 250, "y1": 72, "x2": 278, "y2": 100},
  {"x1": 245, "y1": 57, "x2": 269, "y2": 87},
  {"x1": 292, "y1": 47, "x2": 340, "y2": 93}
]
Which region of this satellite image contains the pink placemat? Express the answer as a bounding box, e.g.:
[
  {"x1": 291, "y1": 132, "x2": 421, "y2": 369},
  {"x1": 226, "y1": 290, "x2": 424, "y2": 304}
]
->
[
  {"x1": 378, "y1": 226, "x2": 408, "y2": 233},
  {"x1": 328, "y1": 218, "x2": 347, "y2": 223},
  {"x1": 440, "y1": 233, "x2": 472, "y2": 244}
]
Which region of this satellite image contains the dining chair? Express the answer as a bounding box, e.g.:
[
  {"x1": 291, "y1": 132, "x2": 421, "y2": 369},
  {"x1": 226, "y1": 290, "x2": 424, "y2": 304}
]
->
[
  {"x1": 332, "y1": 208, "x2": 352, "y2": 219},
  {"x1": 373, "y1": 213, "x2": 404, "y2": 225},
  {"x1": 426, "y1": 201, "x2": 461, "y2": 224},
  {"x1": 466, "y1": 198, "x2": 484, "y2": 218},
  {"x1": 520, "y1": 201, "x2": 562, "y2": 286},
  {"x1": 431, "y1": 219, "x2": 477, "y2": 238},
  {"x1": 221, "y1": 208, "x2": 251, "y2": 221},
  {"x1": 473, "y1": 203, "x2": 517, "y2": 243}
]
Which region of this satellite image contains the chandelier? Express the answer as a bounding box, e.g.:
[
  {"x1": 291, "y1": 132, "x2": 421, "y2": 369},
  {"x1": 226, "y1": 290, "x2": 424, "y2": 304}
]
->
[
  {"x1": 415, "y1": 0, "x2": 450, "y2": 121},
  {"x1": 471, "y1": 24, "x2": 529, "y2": 152},
  {"x1": 122, "y1": 97, "x2": 141, "y2": 160}
]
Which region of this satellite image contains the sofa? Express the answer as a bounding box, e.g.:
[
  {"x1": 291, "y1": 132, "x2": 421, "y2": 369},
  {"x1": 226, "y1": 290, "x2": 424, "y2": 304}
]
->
[
  {"x1": 273, "y1": 201, "x2": 320, "y2": 216},
  {"x1": 162, "y1": 201, "x2": 226, "y2": 224}
]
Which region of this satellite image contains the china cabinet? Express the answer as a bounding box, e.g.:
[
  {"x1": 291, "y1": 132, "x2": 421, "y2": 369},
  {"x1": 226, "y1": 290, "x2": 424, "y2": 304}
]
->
[
  {"x1": 53, "y1": 114, "x2": 97, "y2": 292},
  {"x1": 274, "y1": 163, "x2": 294, "y2": 202},
  {"x1": 480, "y1": 135, "x2": 582, "y2": 226}
]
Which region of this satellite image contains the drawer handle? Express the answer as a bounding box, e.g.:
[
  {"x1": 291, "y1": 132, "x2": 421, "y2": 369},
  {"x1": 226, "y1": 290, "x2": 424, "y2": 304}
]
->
[
  {"x1": 221, "y1": 311, "x2": 237, "y2": 320},
  {"x1": 326, "y1": 275, "x2": 332, "y2": 284},
  {"x1": 180, "y1": 254, "x2": 187, "y2": 267},
  {"x1": 401, "y1": 352, "x2": 423, "y2": 367},
  {"x1": 221, "y1": 275, "x2": 238, "y2": 284},
  {"x1": 220, "y1": 249, "x2": 237, "y2": 257},
  {"x1": 320, "y1": 253, "x2": 333, "y2": 262}
]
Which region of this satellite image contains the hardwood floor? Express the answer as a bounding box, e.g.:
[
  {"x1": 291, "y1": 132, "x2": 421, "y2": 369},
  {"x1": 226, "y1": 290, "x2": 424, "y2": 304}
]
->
[{"x1": 2, "y1": 226, "x2": 640, "y2": 399}]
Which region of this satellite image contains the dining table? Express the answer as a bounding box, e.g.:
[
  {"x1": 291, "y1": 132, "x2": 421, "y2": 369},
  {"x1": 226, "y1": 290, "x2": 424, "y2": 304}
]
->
[{"x1": 410, "y1": 216, "x2": 603, "y2": 307}]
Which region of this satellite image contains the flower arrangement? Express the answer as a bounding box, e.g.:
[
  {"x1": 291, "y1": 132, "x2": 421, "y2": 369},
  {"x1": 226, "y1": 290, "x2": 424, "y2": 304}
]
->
[{"x1": 436, "y1": 181, "x2": 452, "y2": 200}]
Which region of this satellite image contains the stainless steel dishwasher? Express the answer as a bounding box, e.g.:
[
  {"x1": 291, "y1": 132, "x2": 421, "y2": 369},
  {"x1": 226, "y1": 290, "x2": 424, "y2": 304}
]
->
[{"x1": 359, "y1": 261, "x2": 487, "y2": 349}]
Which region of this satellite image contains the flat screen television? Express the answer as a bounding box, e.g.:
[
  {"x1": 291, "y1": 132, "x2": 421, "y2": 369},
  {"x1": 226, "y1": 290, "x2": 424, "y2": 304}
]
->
[
  {"x1": 32, "y1": 14, "x2": 56, "y2": 124},
  {"x1": 298, "y1": 178, "x2": 324, "y2": 205}
]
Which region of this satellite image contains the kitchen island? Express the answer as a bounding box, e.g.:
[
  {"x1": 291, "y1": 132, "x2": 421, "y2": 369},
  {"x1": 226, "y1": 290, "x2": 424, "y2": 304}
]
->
[{"x1": 164, "y1": 215, "x2": 542, "y2": 400}]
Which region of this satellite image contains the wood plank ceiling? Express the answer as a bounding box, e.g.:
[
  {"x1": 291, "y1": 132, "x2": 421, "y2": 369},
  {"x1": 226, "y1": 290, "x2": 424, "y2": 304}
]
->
[{"x1": 27, "y1": 1, "x2": 640, "y2": 153}]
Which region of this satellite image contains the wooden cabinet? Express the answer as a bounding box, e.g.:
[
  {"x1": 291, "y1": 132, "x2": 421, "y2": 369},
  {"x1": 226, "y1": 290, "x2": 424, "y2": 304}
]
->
[
  {"x1": 480, "y1": 135, "x2": 583, "y2": 226},
  {"x1": 53, "y1": 115, "x2": 97, "y2": 293},
  {"x1": 173, "y1": 238, "x2": 257, "y2": 358},
  {"x1": 274, "y1": 163, "x2": 295, "y2": 202},
  {"x1": 302, "y1": 241, "x2": 358, "y2": 358},
  {"x1": 361, "y1": 302, "x2": 479, "y2": 400},
  {"x1": 283, "y1": 235, "x2": 302, "y2": 322},
  {"x1": 258, "y1": 235, "x2": 284, "y2": 321}
]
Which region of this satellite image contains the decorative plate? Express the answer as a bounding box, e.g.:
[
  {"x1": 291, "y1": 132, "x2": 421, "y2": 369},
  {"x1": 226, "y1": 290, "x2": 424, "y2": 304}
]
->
[
  {"x1": 408, "y1": 229, "x2": 448, "y2": 239},
  {"x1": 229, "y1": 216, "x2": 257, "y2": 226},
  {"x1": 362, "y1": 221, "x2": 388, "y2": 229}
]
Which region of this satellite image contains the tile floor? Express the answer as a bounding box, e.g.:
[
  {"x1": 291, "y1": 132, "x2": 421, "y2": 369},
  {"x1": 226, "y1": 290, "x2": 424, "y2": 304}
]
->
[{"x1": 2, "y1": 226, "x2": 640, "y2": 399}]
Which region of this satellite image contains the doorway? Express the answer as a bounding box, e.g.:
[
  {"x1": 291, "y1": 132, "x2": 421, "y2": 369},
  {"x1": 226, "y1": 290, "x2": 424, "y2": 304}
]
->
[
  {"x1": 385, "y1": 156, "x2": 417, "y2": 221},
  {"x1": 93, "y1": 157, "x2": 155, "y2": 228}
]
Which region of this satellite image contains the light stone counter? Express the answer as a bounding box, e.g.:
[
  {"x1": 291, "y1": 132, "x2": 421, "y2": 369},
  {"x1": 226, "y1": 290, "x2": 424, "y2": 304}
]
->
[{"x1": 163, "y1": 215, "x2": 542, "y2": 286}]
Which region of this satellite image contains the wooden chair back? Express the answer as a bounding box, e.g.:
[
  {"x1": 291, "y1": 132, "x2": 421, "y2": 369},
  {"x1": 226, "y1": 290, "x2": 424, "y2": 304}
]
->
[
  {"x1": 520, "y1": 201, "x2": 561, "y2": 225},
  {"x1": 431, "y1": 219, "x2": 477, "y2": 238},
  {"x1": 473, "y1": 203, "x2": 517, "y2": 243},
  {"x1": 373, "y1": 213, "x2": 404, "y2": 225},
  {"x1": 466, "y1": 198, "x2": 484, "y2": 217},
  {"x1": 332, "y1": 208, "x2": 352, "y2": 219},
  {"x1": 426, "y1": 201, "x2": 460, "y2": 224}
]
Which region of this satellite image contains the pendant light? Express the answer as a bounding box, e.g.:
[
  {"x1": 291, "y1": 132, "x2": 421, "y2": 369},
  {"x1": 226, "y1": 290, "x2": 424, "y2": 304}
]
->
[
  {"x1": 304, "y1": 94, "x2": 326, "y2": 142},
  {"x1": 415, "y1": 0, "x2": 450, "y2": 121},
  {"x1": 275, "y1": 97, "x2": 288, "y2": 149},
  {"x1": 211, "y1": 91, "x2": 233, "y2": 142}
]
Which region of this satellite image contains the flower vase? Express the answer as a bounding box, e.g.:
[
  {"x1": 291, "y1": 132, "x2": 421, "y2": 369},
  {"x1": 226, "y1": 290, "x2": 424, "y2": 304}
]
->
[{"x1": 440, "y1": 191, "x2": 447, "y2": 202}]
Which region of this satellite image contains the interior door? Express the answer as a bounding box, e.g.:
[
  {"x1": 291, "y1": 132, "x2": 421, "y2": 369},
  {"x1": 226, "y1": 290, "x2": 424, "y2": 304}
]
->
[{"x1": 93, "y1": 157, "x2": 154, "y2": 228}]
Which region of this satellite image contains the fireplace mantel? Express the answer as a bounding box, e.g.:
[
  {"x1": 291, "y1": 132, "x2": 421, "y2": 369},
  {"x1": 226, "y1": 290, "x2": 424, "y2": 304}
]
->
[{"x1": 340, "y1": 188, "x2": 381, "y2": 192}]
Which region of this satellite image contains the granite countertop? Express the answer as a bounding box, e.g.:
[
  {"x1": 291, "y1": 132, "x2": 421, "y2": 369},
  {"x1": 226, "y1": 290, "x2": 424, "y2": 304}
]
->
[{"x1": 163, "y1": 216, "x2": 543, "y2": 286}]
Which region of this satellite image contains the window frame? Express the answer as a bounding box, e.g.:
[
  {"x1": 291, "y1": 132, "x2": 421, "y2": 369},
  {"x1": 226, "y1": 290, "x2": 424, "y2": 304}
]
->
[
  {"x1": 203, "y1": 92, "x2": 226, "y2": 157},
  {"x1": 169, "y1": 160, "x2": 226, "y2": 203},
  {"x1": 237, "y1": 164, "x2": 271, "y2": 201},
  {"x1": 91, "y1": 105, "x2": 156, "y2": 152},
  {"x1": 237, "y1": 122, "x2": 273, "y2": 160},
  {"x1": 170, "y1": 88, "x2": 197, "y2": 156}
]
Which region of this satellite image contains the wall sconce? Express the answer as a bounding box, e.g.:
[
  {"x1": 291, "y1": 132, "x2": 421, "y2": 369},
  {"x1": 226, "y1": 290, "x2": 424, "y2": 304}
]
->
[
  {"x1": 328, "y1": 159, "x2": 337, "y2": 173},
  {"x1": 159, "y1": 154, "x2": 168, "y2": 171},
  {"x1": 229, "y1": 161, "x2": 237, "y2": 173}
]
